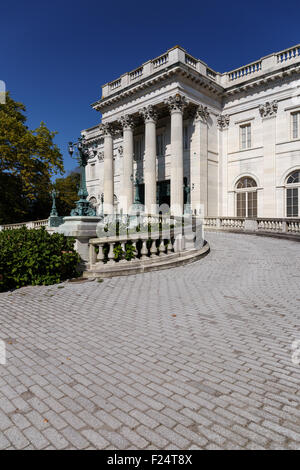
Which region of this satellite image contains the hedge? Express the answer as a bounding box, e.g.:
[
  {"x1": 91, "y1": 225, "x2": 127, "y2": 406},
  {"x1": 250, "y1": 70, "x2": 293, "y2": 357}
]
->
[{"x1": 0, "y1": 227, "x2": 81, "y2": 292}]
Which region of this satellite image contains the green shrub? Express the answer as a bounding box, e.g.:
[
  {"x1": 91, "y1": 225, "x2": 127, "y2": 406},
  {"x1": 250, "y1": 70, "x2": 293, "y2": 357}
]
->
[{"x1": 0, "y1": 227, "x2": 81, "y2": 292}]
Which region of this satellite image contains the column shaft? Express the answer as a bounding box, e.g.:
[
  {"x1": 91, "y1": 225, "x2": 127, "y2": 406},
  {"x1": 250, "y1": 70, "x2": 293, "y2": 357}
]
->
[
  {"x1": 144, "y1": 119, "x2": 157, "y2": 213},
  {"x1": 119, "y1": 115, "x2": 135, "y2": 213},
  {"x1": 170, "y1": 110, "x2": 184, "y2": 215},
  {"x1": 103, "y1": 130, "x2": 114, "y2": 213},
  {"x1": 166, "y1": 94, "x2": 187, "y2": 216},
  {"x1": 139, "y1": 105, "x2": 158, "y2": 214}
]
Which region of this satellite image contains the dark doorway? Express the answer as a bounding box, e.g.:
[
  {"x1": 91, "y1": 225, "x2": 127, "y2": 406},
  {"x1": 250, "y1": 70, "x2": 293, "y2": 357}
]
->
[
  {"x1": 157, "y1": 180, "x2": 170, "y2": 208},
  {"x1": 136, "y1": 183, "x2": 145, "y2": 205}
]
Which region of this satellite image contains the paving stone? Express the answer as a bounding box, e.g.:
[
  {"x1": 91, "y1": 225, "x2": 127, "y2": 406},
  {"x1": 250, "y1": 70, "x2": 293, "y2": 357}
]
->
[
  {"x1": 1, "y1": 232, "x2": 300, "y2": 449},
  {"x1": 81, "y1": 429, "x2": 109, "y2": 449},
  {"x1": 4, "y1": 427, "x2": 30, "y2": 449},
  {"x1": 42, "y1": 428, "x2": 69, "y2": 450}
]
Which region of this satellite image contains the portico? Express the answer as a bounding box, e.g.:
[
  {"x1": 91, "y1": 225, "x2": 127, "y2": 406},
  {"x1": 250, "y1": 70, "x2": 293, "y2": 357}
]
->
[{"x1": 96, "y1": 95, "x2": 199, "y2": 216}]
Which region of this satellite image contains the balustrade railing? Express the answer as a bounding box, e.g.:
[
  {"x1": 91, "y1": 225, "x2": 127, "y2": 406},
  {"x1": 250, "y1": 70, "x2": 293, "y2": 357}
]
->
[
  {"x1": 185, "y1": 53, "x2": 197, "y2": 69},
  {"x1": 228, "y1": 61, "x2": 262, "y2": 81},
  {"x1": 109, "y1": 78, "x2": 121, "y2": 90},
  {"x1": 89, "y1": 231, "x2": 176, "y2": 268},
  {"x1": 130, "y1": 67, "x2": 143, "y2": 81},
  {"x1": 152, "y1": 53, "x2": 168, "y2": 69},
  {"x1": 204, "y1": 217, "x2": 300, "y2": 235},
  {"x1": 277, "y1": 45, "x2": 300, "y2": 63},
  {"x1": 0, "y1": 219, "x2": 48, "y2": 231}
]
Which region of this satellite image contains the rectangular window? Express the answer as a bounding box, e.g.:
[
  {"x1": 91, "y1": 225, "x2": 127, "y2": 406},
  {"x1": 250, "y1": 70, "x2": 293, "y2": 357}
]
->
[
  {"x1": 156, "y1": 134, "x2": 165, "y2": 156},
  {"x1": 287, "y1": 188, "x2": 298, "y2": 217},
  {"x1": 291, "y1": 112, "x2": 300, "y2": 139},
  {"x1": 240, "y1": 124, "x2": 251, "y2": 150},
  {"x1": 183, "y1": 125, "x2": 189, "y2": 150}
]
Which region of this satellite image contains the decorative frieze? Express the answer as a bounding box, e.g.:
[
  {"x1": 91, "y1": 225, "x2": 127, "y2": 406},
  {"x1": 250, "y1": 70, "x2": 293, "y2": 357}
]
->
[
  {"x1": 139, "y1": 105, "x2": 158, "y2": 122},
  {"x1": 165, "y1": 94, "x2": 187, "y2": 113},
  {"x1": 259, "y1": 100, "x2": 278, "y2": 118},
  {"x1": 195, "y1": 105, "x2": 210, "y2": 122},
  {"x1": 119, "y1": 114, "x2": 135, "y2": 130},
  {"x1": 217, "y1": 114, "x2": 230, "y2": 129}
]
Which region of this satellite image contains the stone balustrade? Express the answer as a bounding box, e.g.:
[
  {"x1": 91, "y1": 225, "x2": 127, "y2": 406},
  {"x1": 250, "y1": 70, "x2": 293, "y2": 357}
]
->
[
  {"x1": 277, "y1": 45, "x2": 300, "y2": 63},
  {"x1": 227, "y1": 60, "x2": 262, "y2": 82},
  {"x1": 0, "y1": 219, "x2": 49, "y2": 231},
  {"x1": 89, "y1": 231, "x2": 175, "y2": 268},
  {"x1": 204, "y1": 217, "x2": 300, "y2": 235},
  {"x1": 101, "y1": 44, "x2": 300, "y2": 99}
]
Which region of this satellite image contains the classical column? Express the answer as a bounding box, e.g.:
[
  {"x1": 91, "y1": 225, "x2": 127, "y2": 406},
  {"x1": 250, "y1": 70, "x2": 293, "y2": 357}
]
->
[
  {"x1": 217, "y1": 114, "x2": 230, "y2": 217},
  {"x1": 192, "y1": 105, "x2": 209, "y2": 216},
  {"x1": 100, "y1": 123, "x2": 114, "y2": 213},
  {"x1": 119, "y1": 114, "x2": 134, "y2": 213},
  {"x1": 259, "y1": 100, "x2": 278, "y2": 217},
  {"x1": 166, "y1": 94, "x2": 187, "y2": 216},
  {"x1": 139, "y1": 105, "x2": 157, "y2": 213}
]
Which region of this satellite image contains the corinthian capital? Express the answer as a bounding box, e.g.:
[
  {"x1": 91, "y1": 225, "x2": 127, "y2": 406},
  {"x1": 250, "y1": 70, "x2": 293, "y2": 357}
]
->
[
  {"x1": 99, "y1": 122, "x2": 114, "y2": 136},
  {"x1": 139, "y1": 105, "x2": 158, "y2": 122},
  {"x1": 259, "y1": 100, "x2": 278, "y2": 118},
  {"x1": 165, "y1": 94, "x2": 187, "y2": 113},
  {"x1": 119, "y1": 114, "x2": 135, "y2": 130},
  {"x1": 217, "y1": 114, "x2": 230, "y2": 129},
  {"x1": 195, "y1": 104, "x2": 210, "y2": 122}
]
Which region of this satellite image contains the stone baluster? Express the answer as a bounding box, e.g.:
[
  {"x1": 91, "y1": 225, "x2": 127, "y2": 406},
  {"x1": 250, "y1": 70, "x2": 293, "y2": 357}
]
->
[
  {"x1": 149, "y1": 239, "x2": 157, "y2": 258},
  {"x1": 89, "y1": 244, "x2": 97, "y2": 265},
  {"x1": 159, "y1": 239, "x2": 166, "y2": 256},
  {"x1": 120, "y1": 242, "x2": 127, "y2": 263},
  {"x1": 107, "y1": 243, "x2": 115, "y2": 264},
  {"x1": 140, "y1": 240, "x2": 148, "y2": 259},
  {"x1": 97, "y1": 243, "x2": 105, "y2": 262}
]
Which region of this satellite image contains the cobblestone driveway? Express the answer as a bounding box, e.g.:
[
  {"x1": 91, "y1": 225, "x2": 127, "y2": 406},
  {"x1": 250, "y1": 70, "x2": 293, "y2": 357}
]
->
[{"x1": 0, "y1": 232, "x2": 300, "y2": 450}]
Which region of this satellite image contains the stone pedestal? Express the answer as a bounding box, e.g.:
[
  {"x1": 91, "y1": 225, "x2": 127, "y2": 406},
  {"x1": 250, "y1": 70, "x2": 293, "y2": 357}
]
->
[{"x1": 58, "y1": 216, "x2": 102, "y2": 264}]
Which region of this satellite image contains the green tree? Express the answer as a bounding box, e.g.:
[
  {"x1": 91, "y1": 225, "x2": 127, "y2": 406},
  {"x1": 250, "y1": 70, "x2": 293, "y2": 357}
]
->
[
  {"x1": 0, "y1": 92, "x2": 64, "y2": 224},
  {"x1": 54, "y1": 170, "x2": 80, "y2": 216}
]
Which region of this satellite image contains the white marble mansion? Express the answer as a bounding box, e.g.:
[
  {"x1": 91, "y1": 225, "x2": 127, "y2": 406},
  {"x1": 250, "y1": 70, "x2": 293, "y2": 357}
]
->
[{"x1": 83, "y1": 44, "x2": 300, "y2": 218}]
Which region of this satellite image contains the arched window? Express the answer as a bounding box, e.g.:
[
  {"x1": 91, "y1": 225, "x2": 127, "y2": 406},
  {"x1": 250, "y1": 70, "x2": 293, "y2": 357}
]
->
[
  {"x1": 236, "y1": 177, "x2": 257, "y2": 218},
  {"x1": 286, "y1": 170, "x2": 300, "y2": 217}
]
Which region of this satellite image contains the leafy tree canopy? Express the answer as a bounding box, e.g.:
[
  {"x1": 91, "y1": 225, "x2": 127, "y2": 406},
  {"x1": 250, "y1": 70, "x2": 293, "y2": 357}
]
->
[
  {"x1": 0, "y1": 92, "x2": 64, "y2": 223},
  {"x1": 54, "y1": 170, "x2": 80, "y2": 216}
]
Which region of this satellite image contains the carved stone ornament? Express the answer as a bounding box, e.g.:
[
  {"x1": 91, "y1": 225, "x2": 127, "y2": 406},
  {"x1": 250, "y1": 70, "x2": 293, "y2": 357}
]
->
[
  {"x1": 195, "y1": 104, "x2": 210, "y2": 122},
  {"x1": 119, "y1": 114, "x2": 135, "y2": 130},
  {"x1": 118, "y1": 145, "x2": 123, "y2": 156},
  {"x1": 139, "y1": 105, "x2": 158, "y2": 122},
  {"x1": 165, "y1": 94, "x2": 187, "y2": 113},
  {"x1": 217, "y1": 114, "x2": 230, "y2": 129},
  {"x1": 259, "y1": 100, "x2": 278, "y2": 118},
  {"x1": 99, "y1": 122, "x2": 114, "y2": 136},
  {"x1": 98, "y1": 151, "x2": 104, "y2": 162}
]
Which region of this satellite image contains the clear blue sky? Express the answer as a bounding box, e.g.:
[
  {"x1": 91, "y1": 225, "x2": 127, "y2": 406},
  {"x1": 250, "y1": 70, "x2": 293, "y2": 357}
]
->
[{"x1": 1, "y1": 0, "x2": 299, "y2": 175}]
